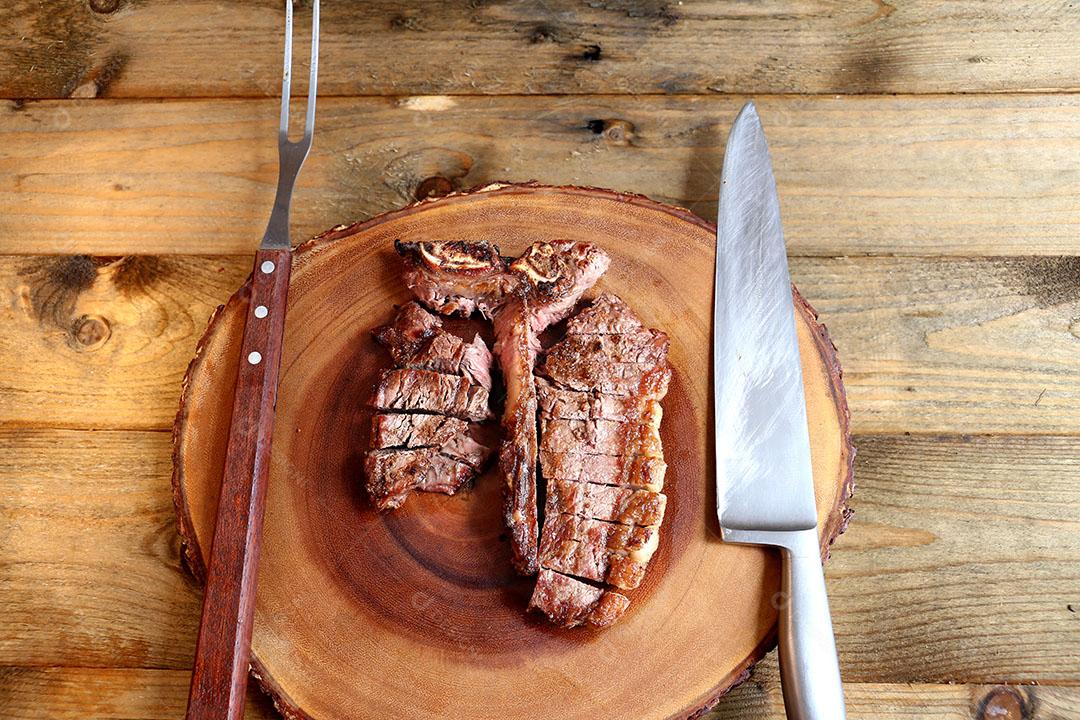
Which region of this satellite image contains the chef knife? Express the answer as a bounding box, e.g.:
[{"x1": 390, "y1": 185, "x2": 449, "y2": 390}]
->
[
  {"x1": 714, "y1": 102, "x2": 846, "y2": 719},
  {"x1": 185, "y1": 2, "x2": 318, "y2": 718}
]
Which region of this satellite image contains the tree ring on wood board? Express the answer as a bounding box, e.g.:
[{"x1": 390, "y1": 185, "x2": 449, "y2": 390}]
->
[{"x1": 171, "y1": 182, "x2": 855, "y2": 720}]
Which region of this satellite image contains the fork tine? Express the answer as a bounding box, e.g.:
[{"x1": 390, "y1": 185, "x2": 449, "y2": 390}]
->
[
  {"x1": 304, "y1": 0, "x2": 319, "y2": 142},
  {"x1": 278, "y1": 0, "x2": 294, "y2": 140}
]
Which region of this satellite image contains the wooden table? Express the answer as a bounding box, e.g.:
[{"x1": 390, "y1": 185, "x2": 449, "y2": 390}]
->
[{"x1": 1, "y1": 2, "x2": 1078, "y2": 718}]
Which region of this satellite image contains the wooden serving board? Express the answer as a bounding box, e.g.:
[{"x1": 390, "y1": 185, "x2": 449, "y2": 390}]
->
[{"x1": 172, "y1": 183, "x2": 854, "y2": 720}]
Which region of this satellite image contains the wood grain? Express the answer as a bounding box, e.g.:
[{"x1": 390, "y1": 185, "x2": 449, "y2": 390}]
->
[
  {"x1": 4, "y1": 665, "x2": 1078, "y2": 720},
  {"x1": 3, "y1": 429, "x2": 1077, "y2": 684},
  {"x1": 829, "y1": 434, "x2": 1080, "y2": 684},
  {"x1": 0, "y1": 428, "x2": 201, "y2": 669},
  {"x1": 706, "y1": 661, "x2": 1080, "y2": 720},
  {"x1": 3, "y1": 251, "x2": 1079, "y2": 435},
  {"x1": 0, "y1": 668, "x2": 277, "y2": 720},
  {"x1": 2, "y1": 95, "x2": 1079, "y2": 257},
  {"x1": 0, "y1": 254, "x2": 249, "y2": 429},
  {"x1": 1, "y1": 1, "x2": 1078, "y2": 98},
  {"x1": 171, "y1": 185, "x2": 854, "y2": 720}
]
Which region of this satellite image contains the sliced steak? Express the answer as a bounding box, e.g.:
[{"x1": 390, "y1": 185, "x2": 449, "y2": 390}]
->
[
  {"x1": 550, "y1": 478, "x2": 667, "y2": 527},
  {"x1": 372, "y1": 368, "x2": 491, "y2": 422},
  {"x1": 539, "y1": 450, "x2": 666, "y2": 492},
  {"x1": 545, "y1": 329, "x2": 669, "y2": 367},
  {"x1": 541, "y1": 512, "x2": 659, "y2": 559},
  {"x1": 537, "y1": 379, "x2": 662, "y2": 424},
  {"x1": 375, "y1": 300, "x2": 493, "y2": 391},
  {"x1": 398, "y1": 239, "x2": 609, "y2": 575},
  {"x1": 531, "y1": 292, "x2": 671, "y2": 627},
  {"x1": 364, "y1": 449, "x2": 476, "y2": 511},
  {"x1": 370, "y1": 413, "x2": 489, "y2": 470},
  {"x1": 564, "y1": 293, "x2": 644, "y2": 336},
  {"x1": 371, "y1": 412, "x2": 465, "y2": 449},
  {"x1": 372, "y1": 301, "x2": 441, "y2": 364},
  {"x1": 364, "y1": 303, "x2": 494, "y2": 510},
  {"x1": 528, "y1": 568, "x2": 630, "y2": 628},
  {"x1": 540, "y1": 417, "x2": 663, "y2": 458},
  {"x1": 538, "y1": 509, "x2": 659, "y2": 590}
]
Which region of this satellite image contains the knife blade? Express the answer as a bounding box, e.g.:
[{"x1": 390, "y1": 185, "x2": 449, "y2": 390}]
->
[{"x1": 713, "y1": 102, "x2": 846, "y2": 720}]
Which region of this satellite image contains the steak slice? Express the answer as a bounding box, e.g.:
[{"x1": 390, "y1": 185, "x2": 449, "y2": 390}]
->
[
  {"x1": 364, "y1": 449, "x2": 476, "y2": 511},
  {"x1": 372, "y1": 301, "x2": 442, "y2": 365},
  {"x1": 539, "y1": 537, "x2": 649, "y2": 590},
  {"x1": 543, "y1": 360, "x2": 672, "y2": 398},
  {"x1": 550, "y1": 478, "x2": 667, "y2": 527},
  {"x1": 541, "y1": 512, "x2": 659, "y2": 559},
  {"x1": 371, "y1": 412, "x2": 464, "y2": 449},
  {"x1": 376, "y1": 301, "x2": 493, "y2": 391},
  {"x1": 539, "y1": 450, "x2": 666, "y2": 492},
  {"x1": 539, "y1": 417, "x2": 664, "y2": 459},
  {"x1": 365, "y1": 302, "x2": 494, "y2": 510},
  {"x1": 372, "y1": 368, "x2": 491, "y2": 422},
  {"x1": 370, "y1": 413, "x2": 489, "y2": 470},
  {"x1": 545, "y1": 329, "x2": 669, "y2": 367},
  {"x1": 528, "y1": 568, "x2": 630, "y2": 628},
  {"x1": 564, "y1": 293, "x2": 644, "y2": 336},
  {"x1": 536, "y1": 379, "x2": 662, "y2": 424},
  {"x1": 538, "y1": 510, "x2": 659, "y2": 590}
]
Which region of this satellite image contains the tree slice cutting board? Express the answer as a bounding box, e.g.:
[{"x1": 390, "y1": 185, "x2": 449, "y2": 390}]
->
[{"x1": 172, "y1": 183, "x2": 854, "y2": 720}]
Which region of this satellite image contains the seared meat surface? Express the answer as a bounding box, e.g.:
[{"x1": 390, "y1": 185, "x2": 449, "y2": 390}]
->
[
  {"x1": 530, "y1": 292, "x2": 670, "y2": 626},
  {"x1": 363, "y1": 302, "x2": 494, "y2": 511},
  {"x1": 397, "y1": 239, "x2": 609, "y2": 575},
  {"x1": 528, "y1": 568, "x2": 629, "y2": 629},
  {"x1": 390, "y1": 244, "x2": 670, "y2": 629}
]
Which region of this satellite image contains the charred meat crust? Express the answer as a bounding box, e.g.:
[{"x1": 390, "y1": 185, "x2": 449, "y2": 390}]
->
[
  {"x1": 528, "y1": 568, "x2": 630, "y2": 628},
  {"x1": 397, "y1": 240, "x2": 610, "y2": 577},
  {"x1": 532, "y1": 291, "x2": 671, "y2": 626},
  {"x1": 363, "y1": 303, "x2": 494, "y2": 510}
]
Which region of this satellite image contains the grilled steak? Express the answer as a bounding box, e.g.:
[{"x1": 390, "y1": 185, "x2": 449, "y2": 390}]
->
[
  {"x1": 528, "y1": 568, "x2": 630, "y2": 628},
  {"x1": 363, "y1": 302, "x2": 494, "y2": 510},
  {"x1": 372, "y1": 368, "x2": 491, "y2": 422},
  {"x1": 397, "y1": 240, "x2": 609, "y2": 575},
  {"x1": 390, "y1": 245, "x2": 670, "y2": 629},
  {"x1": 530, "y1": 292, "x2": 670, "y2": 626},
  {"x1": 539, "y1": 450, "x2": 666, "y2": 492}
]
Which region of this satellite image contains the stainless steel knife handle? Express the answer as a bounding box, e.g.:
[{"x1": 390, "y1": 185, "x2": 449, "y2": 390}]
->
[{"x1": 778, "y1": 528, "x2": 846, "y2": 720}]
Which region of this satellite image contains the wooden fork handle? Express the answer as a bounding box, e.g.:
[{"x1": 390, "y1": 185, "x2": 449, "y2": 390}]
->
[{"x1": 186, "y1": 248, "x2": 292, "y2": 720}]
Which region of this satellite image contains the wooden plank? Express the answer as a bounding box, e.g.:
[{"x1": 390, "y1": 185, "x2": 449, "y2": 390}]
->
[
  {"x1": 706, "y1": 661, "x2": 1080, "y2": 719},
  {"x1": 3, "y1": 253, "x2": 1079, "y2": 434},
  {"x1": 2, "y1": 1, "x2": 1079, "y2": 98},
  {"x1": 0, "y1": 668, "x2": 277, "y2": 720},
  {"x1": 2, "y1": 95, "x2": 1079, "y2": 257},
  {"x1": 829, "y1": 434, "x2": 1080, "y2": 684},
  {"x1": 2, "y1": 429, "x2": 1077, "y2": 685},
  {"x1": 0, "y1": 255, "x2": 248, "y2": 430},
  {"x1": 0, "y1": 429, "x2": 201, "y2": 669},
  {"x1": 792, "y1": 255, "x2": 1080, "y2": 435},
  {"x1": 2, "y1": 667, "x2": 1078, "y2": 720}
]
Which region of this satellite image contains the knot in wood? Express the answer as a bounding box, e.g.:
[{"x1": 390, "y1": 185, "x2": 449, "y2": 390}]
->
[
  {"x1": 587, "y1": 119, "x2": 636, "y2": 146},
  {"x1": 415, "y1": 176, "x2": 455, "y2": 200},
  {"x1": 70, "y1": 314, "x2": 111, "y2": 351},
  {"x1": 88, "y1": 0, "x2": 122, "y2": 14},
  {"x1": 977, "y1": 686, "x2": 1030, "y2": 720}
]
